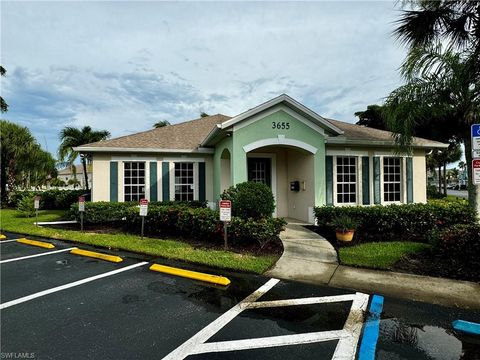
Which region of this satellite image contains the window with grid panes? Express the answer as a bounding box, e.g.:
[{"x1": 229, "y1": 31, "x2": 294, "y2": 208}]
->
[
  {"x1": 124, "y1": 162, "x2": 145, "y2": 202},
  {"x1": 174, "y1": 162, "x2": 194, "y2": 201},
  {"x1": 383, "y1": 157, "x2": 401, "y2": 202},
  {"x1": 336, "y1": 156, "x2": 357, "y2": 204}
]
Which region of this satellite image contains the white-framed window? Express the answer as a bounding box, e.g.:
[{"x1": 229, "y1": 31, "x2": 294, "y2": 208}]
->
[
  {"x1": 174, "y1": 162, "x2": 194, "y2": 201},
  {"x1": 383, "y1": 157, "x2": 401, "y2": 202},
  {"x1": 124, "y1": 162, "x2": 146, "y2": 202},
  {"x1": 336, "y1": 156, "x2": 357, "y2": 204}
]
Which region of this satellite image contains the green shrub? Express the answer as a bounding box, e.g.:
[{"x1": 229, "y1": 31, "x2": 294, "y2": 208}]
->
[
  {"x1": 426, "y1": 185, "x2": 445, "y2": 199},
  {"x1": 17, "y1": 194, "x2": 36, "y2": 217},
  {"x1": 229, "y1": 217, "x2": 287, "y2": 249},
  {"x1": 9, "y1": 189, "x2": 88, "y2": 209},
  {"x1": 221, "y1": 182, "x2": 275, "y2": 219},
  {"x1": 436, "y1": 224, "x2": 480, "y2": 281},
  {"x1": 314, "y1": 201, "x2": 477, "y2": 243},
  {"x1": 69, "y1": 201, "x2": 135, "y2": 224}
]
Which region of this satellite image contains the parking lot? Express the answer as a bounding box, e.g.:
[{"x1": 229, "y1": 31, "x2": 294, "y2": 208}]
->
[{"x1": 1, "y1": 232, "x2": 479, "y2": 359}]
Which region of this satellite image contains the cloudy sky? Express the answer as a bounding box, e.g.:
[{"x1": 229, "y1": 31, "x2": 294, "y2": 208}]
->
[{"x1": 1, "y1": 1, "x2": 407, "y2": 157}]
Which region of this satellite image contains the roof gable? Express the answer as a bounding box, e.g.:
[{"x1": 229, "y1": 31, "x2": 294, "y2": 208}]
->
[{"x1": 218, "y1": 94, "x2": 344, "y2": 135}]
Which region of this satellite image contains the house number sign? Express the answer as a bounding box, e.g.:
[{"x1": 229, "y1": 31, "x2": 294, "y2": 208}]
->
[{"x1": 272, "y1": 122, "x2": 290, "y2": 130}]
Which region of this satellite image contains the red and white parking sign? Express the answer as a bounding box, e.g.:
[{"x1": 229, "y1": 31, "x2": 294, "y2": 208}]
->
[
  {"x1": 219, "y1": 200, "x2": 231, "y2": 222},
  {"x1": 139, "y1": 199, "x2": 149, "y2": 216},
  {"x1": 78, "y1": 196, "x2": 85, "y2": 212},
  {"x1": 473, "y1": 160, "x2": 480, "y2": 185}
]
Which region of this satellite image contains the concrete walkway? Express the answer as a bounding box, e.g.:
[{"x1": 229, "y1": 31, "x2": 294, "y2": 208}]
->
[
  {"x1": 267, "y1": 220, "x2": 480, "y2": 309},
  {"x1": 266, "y1": 218, "x2": 338, "y2": 284}
]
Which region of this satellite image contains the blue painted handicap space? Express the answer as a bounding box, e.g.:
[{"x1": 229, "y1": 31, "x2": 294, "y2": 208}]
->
[
  {"x1": 452, "y1": 320, "x2": 480, "y2": 336},
  {"x1": 358, "y1": 295, "x2": 384, "y2": 360}
]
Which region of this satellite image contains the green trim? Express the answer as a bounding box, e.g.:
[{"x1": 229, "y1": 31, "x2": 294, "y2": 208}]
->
[
  {"x1": 109, "y1": 162, "x2": 118, "y2": 202},
  {"x1": 373, "y1": 157, "x2": 381, "y2": 204},
  {"x1": 162, "y1": 162, "x2": 170, "y2": 201},
  {"x1": 362, "y1": 156, "x2": 370, "y2": 205},
  {"x1": 326, "y1": 156, "x2": 333, "y2": 205},
  {"x1": 406, "y1": 158, "x2": 413, "y2": 203},
  {"x1": 198, "y1": 162, "x2": 206, "y2": 202},
  {"x1": 149, "y1": 162, "x2": 158, "y2": 202}
]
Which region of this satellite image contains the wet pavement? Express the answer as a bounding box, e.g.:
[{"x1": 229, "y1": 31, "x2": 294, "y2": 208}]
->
[{"x1": 0, "y1": 231, "x2": 479, "y2": 359}]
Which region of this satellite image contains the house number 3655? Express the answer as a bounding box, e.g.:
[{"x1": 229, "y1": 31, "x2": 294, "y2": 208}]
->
[{"x1": 272, "y1": 122, "x2": 290, "y2": 130}]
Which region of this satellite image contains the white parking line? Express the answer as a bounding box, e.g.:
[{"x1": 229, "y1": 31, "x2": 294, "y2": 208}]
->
[
  {"x1": 0, "y1": 239, "x2": 22, "y2": 244},
  {"x1": 163, "y1": 278, "x2": 280, "y2": 360},
  {"x1": 0, "y1": 261, "x2": 148, "y2": 310},
  {"x1": 163, "y1": 279, "x2": 369, "y2": 360},
  {"x1": 0, "y1": 247, "x2": 77, "y2": 264}
]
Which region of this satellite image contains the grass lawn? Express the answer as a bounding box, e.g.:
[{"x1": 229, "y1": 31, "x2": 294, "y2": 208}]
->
[
  {"x1": 339, "y1": 241, "x2": 432, "y2": 269},
  {"x1": 0, "y1": 209, "x2": 278, "y2": 274}
]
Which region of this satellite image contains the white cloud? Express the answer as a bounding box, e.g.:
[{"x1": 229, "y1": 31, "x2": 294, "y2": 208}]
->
[{"x1": 1, "y1": 1, "x2": 407, "y2": 155}]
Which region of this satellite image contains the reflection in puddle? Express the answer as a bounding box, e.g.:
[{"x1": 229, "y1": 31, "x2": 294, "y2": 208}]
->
[{"x1": 380, "y1": 318, "x2": 480, "y2": 360}]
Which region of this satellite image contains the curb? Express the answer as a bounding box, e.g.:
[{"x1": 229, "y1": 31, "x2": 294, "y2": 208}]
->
[
  {"x1": 17, "y1": 238, "x2": 55, "y2": 249},
  {"x1": 70, "y1": 248, "x2": 123, "y2": 263},
  {"x1": 149, "y1": 263, "x2": 231, "y2": 286}
]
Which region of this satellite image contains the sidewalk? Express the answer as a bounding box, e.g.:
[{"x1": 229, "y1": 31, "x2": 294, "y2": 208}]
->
[{"x1": 267, "y1": 220, "x2": 480, "y2": 309}]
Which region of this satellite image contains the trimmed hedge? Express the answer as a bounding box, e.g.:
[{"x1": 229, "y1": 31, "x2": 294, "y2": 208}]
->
[
  {"x1": 314, "y1": 201, "x2": 477, "y2": 243},
  {"x1": 9, "y1": 189, "x2": 89, "y2": 210},
  {"x1": 70, "y1": 201, "x2": 286, "y2": 248},
  {"x1": 68, "y1": 200, "x2": 207, "y2": 225},
  {"x1": 221, "y1": 182, "x2": 275, "y2": 219}
]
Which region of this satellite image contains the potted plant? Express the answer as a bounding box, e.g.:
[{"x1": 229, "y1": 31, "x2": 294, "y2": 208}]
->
[{"x1": 329, "y1": 215, "x2": 358, "y2": 242}]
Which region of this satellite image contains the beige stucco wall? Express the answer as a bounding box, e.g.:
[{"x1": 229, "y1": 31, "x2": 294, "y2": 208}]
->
[
  {"x1": 92, "y1": 154, "x2": 111, "y2": 202},
  {"x1": 413, "y1": 149, "x2": 427, "y2": 203},
  {"x1": 90, "y1": 153, "x2": 215, "y2": 203}
]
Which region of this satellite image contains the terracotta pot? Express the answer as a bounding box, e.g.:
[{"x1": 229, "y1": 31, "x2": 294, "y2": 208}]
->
[{"x1": 336, "y1": 230, "x2": 355, "y2": 242}]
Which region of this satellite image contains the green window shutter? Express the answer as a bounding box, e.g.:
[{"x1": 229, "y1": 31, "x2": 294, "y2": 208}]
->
[
  {"x1": 373, "y1": 157, "x2": 381, "y2": 204},
  {"x1": 362, "y1": 156, "x2": 370, "y2": 205},
  {"x1": 149, "y1": 162, "x2": 158, "y2": 202},
  {"x1": 110, "y1": 162, "x2": 118, "y2": 202},
  {"x1": 198, "y1": 162, "x2": 206, "y2": 202},
  {"x1": 326, "y1": 156, "x2": 333, "y2": 205},
  {"x1": 406, "y1": 158, "x2": 413, "y2": 203},
  {"x1": 162, "y1": 162, "x2": 170, "y2": 202}
]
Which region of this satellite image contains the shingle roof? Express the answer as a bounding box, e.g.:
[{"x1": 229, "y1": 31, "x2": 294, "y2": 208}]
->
[
  {"x1": 326, "y1": 119, "x2": 447, "y2": 147},
  {"x1": 76, "y1": 110, "x2": 446, "y2": 152},
  {"x1": 78, "y1": 114, "x2": 231, "y2": 151}
]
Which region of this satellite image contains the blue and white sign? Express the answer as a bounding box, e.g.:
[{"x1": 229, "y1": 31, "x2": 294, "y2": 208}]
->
[{"x1": 472, "y1": 124, "x2": 480, "y2": 158}]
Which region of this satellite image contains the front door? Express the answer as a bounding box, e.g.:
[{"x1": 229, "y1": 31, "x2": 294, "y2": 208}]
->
[{"x1": 247, "y1": 158, "x2": 271, "y2": 187}]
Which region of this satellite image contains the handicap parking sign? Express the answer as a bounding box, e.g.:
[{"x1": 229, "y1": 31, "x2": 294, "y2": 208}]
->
[{"x1": 472, "y1": 124, "x2": 480, "y2": 158}]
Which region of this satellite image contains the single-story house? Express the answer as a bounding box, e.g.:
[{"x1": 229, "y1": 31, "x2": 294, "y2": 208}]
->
[
  {"x1": 56, "y1": 164, "x2": 92, "y2": 189},
  {"x1": 75, "y1": 94, "x2": 447, "y2": 223}
]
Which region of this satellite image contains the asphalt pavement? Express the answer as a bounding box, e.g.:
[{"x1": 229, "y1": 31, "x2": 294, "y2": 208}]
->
[{"x1": 1, "y1": 232, "x2": 479, "y2": 360}]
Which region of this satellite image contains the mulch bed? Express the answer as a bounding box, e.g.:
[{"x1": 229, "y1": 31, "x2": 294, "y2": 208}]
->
[{"x1": 42, "y1": 223, "x2": 283, "y2": 257}]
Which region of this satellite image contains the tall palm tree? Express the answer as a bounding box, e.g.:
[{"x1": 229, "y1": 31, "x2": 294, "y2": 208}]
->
[{"x1": 58, "y1": 126, "x2": 110, "y2": 191}]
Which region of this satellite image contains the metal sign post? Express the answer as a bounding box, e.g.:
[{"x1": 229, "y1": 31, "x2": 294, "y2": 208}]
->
[
  {"x1": 139, "y1": 199, "x2": 149, "y2": 239},
  {"x1": 34, "y1": 195, "x2": 40, "y2": 227},
  {"x1": 78, "y1": 196, "x2": 85, "y2": 232},
  {"x1": 219, "y1": 200, "x2": 232, "y2": 250}
]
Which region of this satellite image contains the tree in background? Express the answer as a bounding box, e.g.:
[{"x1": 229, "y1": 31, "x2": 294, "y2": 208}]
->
[
  {"x1": 386, "y1": 0, "x2": 480, "y2": 211},
  {"x1": 427, "y1": 143, "x2": 462, "y2": 195},
  {"x1": 354, "y1": 105, "x2": 387, "y2": 130},
  {"x1": 0, "y1": 66, "x2": 8, "y2": 113},
  {"x1": 0, "y1": 120, "x2": 57, "y2": 204},
  {"x1": 58, "y1": 126, "x2": 110, "y2": 191},
  {"x1": 153, "y1": 120, "x2": 170, "y2": 128}
]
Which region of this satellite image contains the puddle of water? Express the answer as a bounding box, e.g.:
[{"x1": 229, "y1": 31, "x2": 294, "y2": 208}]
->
[{"x1": 378, "y1": 318, "x2": 480, "y2": 360}]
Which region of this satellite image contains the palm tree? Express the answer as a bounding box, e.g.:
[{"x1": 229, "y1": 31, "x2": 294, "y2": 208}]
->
[
  {"x1": 153, "y1": 120, "x2": 170, "y2": 128},
  {"x1": 0, "y1": 66, "x2": 8, "y2": 113},
  {"x1": 58, "y1": 126, "x2": 110, "y2": 191},
  {"x1": 385, "y1": 48, "x2": 479, "y2": 208}
]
